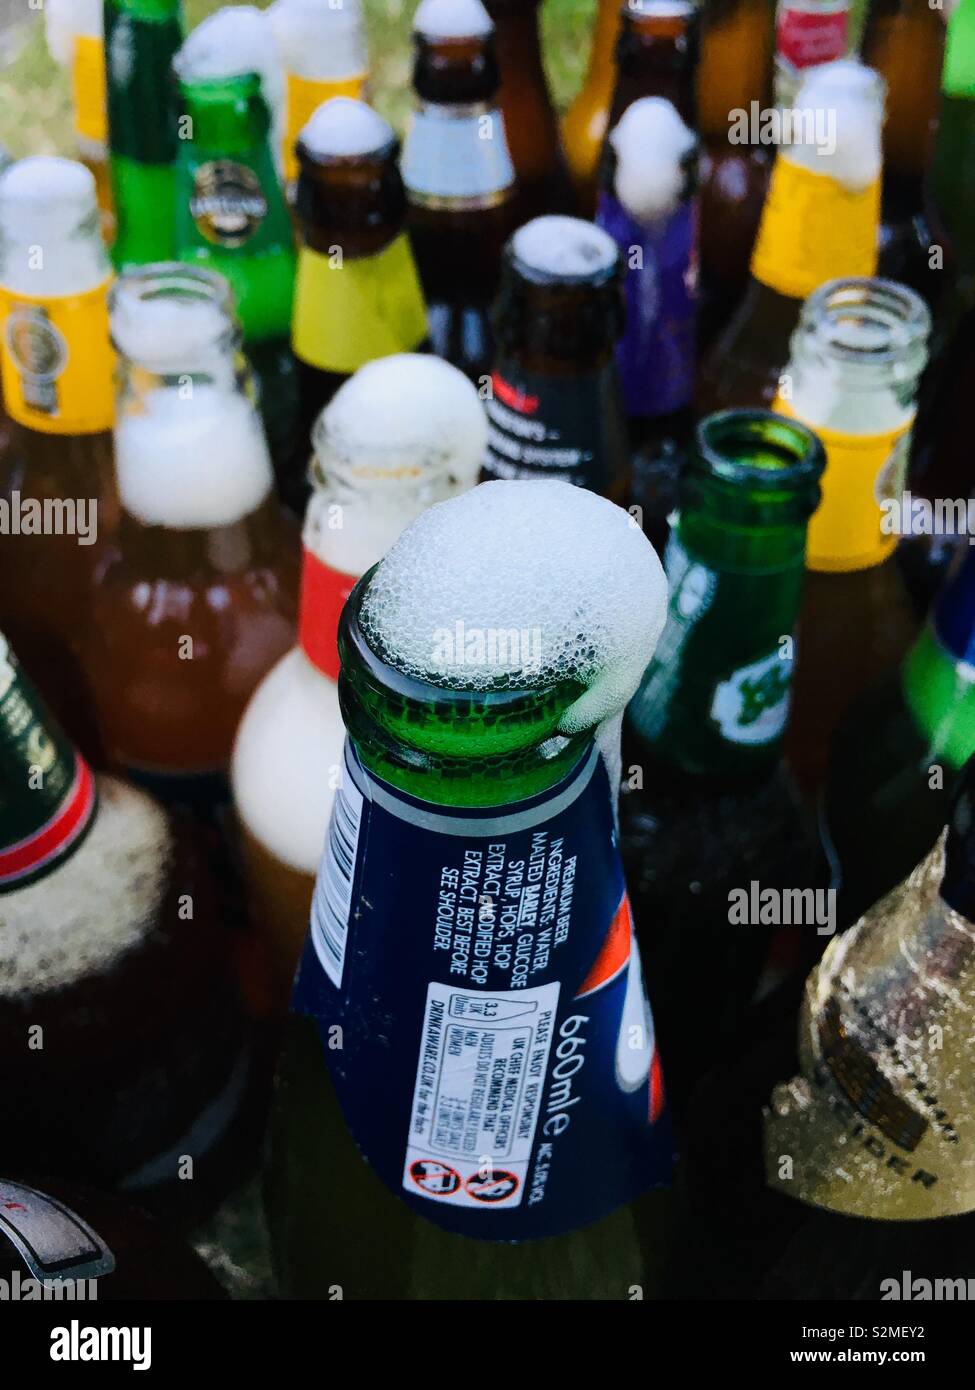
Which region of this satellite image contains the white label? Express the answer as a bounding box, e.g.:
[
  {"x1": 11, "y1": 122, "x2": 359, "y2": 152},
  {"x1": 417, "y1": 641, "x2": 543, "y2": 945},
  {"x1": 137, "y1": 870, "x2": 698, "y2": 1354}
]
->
[
  {"x1": 310, "y1": 769, "x2": 365, "y2": 988},
  {"x1": 403, "y1": 980, "x2": 561, "y2": 1210},
  {"x1": 710, "y1": 650, "x2": 793, "y2": 745},
  {"x1": 402, "y1": 105, "x2": 515, "y2": 204}
]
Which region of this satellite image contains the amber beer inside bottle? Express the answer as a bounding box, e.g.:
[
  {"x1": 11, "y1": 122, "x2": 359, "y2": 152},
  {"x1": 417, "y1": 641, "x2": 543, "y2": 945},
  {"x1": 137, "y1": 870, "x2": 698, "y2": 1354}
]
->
[
  {"x1": 291, "y1": 107, "x2": 429, "y2": 464},
  {"x1": 483, "y1": 0, "x2": 573, "y2": 218},
  {"x1": 0, "y1": 157, "x2": 117, "y2": 759},
  {"x1": 696, "y1": 0, "x2": 775, "y2": 347},
  {"x1": 608, "y1": 0, "x2": 700, "y2": 130},
  {"x1": 404, "y1": 6, "x2": 517, "y2": 383},
  {"x1": 84, "y1": 265, "x2": 298, "y2": 794}
]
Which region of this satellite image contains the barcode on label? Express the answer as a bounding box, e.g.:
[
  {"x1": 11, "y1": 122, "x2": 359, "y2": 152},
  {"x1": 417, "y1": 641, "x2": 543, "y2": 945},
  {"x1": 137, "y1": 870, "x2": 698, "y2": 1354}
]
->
[{"x1": 311, "y1": 773, "x2": 364, "y2": 988}]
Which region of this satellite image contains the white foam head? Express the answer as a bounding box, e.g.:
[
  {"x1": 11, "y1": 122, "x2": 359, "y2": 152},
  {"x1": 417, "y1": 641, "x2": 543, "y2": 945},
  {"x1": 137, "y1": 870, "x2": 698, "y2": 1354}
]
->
[
  {"x1": 414, "y1": 0, "x2": 493, "y2": 40},
  {"x1": 268, "y1": 0, "x2": 367, "y2": 80},
  {"x1": 45, "y1": 0, "x2": 102, "y2": 63},
  {"x1": 305, "y1": 354, "x2": 486, "y2": 573},
  {"x1": 0, "y1": 158, "x2": 107, "y2": 294},
  {"x1": 789, "y1": 60, "x2": 884, "y2": 192},
  {"x1": 512, "y1": 216, "x2": 619, "y2": 281},
  {"x1": 0, "y1": 777, "x2": 171, "y2": 998},
  {"x1": 175, "y1": 7, "x2": 286, "y2": 165},
  {"x1": 112, "y1": 269, "x2": 273, "y2": 529},
  {"x1": 610, "y1": 97, "x2": 696, "y2": 223},
  {"x1": 115, "y1": 388, "x2": 274, "y2": 530},
  {"x1": 111, "y1": 271, "x2": 235, "y2": 375},
  {"x1": 299, "y1": 97, "x2": 393, "y2": 159},
  {"x1": 360, "y1": 480, "x2": 668, "y2": 736}
]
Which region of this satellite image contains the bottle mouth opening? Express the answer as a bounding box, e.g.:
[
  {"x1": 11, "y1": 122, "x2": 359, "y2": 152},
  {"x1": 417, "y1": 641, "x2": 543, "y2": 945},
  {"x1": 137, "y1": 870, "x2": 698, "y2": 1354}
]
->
[
  {"x1": 694, "y1": 409, "x2": 826, "y2": 491},
  {"x1": 798, "y1": 277, "x2": 931, "y2": 365},
  {"x1": 508, "y1": 217, "x2": 620, "y2": 287},
  {"x1": 109, "y1": 263, "x2": 239, "y2": 367},
  {"x1": 345, "y1": 569, "x2": 572, "y2": 710}
]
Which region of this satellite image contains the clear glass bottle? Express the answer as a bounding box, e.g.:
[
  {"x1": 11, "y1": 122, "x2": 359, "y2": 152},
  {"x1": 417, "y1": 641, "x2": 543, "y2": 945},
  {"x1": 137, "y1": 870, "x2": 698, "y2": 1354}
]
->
[{"x1": 776, "y1": 277, "x2": 931, "y2": 799}]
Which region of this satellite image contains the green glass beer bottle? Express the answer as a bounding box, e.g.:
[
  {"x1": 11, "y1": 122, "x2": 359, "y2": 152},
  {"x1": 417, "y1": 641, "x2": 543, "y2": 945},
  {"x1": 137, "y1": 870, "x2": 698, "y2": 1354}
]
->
[
  {"x1": 824, "y1": 546, "x2": 975, "y2": 927},
  {"x1": 621, "y1": 409, "x2": 825, "y2": 1107},
  {"x1": 267, "y1": 480, "x2": 676, "y2": 1300},
  {"x1": 105, "y1": 0, "x2": 184, "y2": 269},
  {"x1": 172, "y1": 54, "x2": 298, "y2": 499}
]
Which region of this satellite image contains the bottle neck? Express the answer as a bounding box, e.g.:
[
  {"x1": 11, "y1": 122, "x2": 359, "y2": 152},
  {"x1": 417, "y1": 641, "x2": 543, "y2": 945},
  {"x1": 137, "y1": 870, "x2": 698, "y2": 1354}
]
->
[
  {"x1": 627, "y1": 506, "x2": 810, "y2": 777},
  {"x1": 697, "y1": 0, "x2": 773, "y2": 138},
  {"x1": 773, "y1": 0, "x2": 850, "y2": 107},
  {"x1": 0, "y1": 640, "x2": 97, "y2": 893},
  {"x1": 338, "y1": 576, "x2": 592, "y2": 808},
  {"x1": 610, "y1": 14, "x2": 699, "y2": 127},
  {"x1": 902, "y1": 551, "x2": 975, "y2": 773},
  {"x1": 860, "y1": 0, "x2": 944, "y2": 184},
  {"x1": 105, "y1": 0, "x2": 184, "y2": 165},
  {"x1": 295, "y1": 155, "x2": 407, "y2": 256}
]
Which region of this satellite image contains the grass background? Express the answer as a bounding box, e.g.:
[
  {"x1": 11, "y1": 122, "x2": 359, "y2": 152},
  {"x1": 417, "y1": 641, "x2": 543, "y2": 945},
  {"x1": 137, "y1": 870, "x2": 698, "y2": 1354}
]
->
[{"x1": 0, "y1": 0, "x2": 599, "y2": 158}]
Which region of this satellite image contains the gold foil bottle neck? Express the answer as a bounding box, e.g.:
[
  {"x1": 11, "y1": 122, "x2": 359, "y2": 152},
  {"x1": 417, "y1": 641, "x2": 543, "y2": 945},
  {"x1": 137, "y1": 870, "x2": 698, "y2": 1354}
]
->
[{"x1": 764, "y1": 832, "x2": 975, "y2": 1220}]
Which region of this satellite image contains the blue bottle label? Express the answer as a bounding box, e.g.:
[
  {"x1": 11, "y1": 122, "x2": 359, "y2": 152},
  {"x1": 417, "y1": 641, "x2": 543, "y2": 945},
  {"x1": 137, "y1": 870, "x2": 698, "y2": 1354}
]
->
[
  {"x1": 596, "y1": 190, "x2": 697, "y2": 420},
  {"x1": 294, "y1": 740, "x2": 673, "y2": 1241}
]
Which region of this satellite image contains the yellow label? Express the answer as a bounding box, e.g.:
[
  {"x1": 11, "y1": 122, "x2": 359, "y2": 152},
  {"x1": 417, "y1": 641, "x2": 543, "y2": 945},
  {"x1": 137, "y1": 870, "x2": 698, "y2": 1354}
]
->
[
  {"x1": 73, "y1": 35, "x2": 107, "y2": 147},
  {"x1": 773, "y1": 395, "x2": 911, "y2": 572},
  {"x1": 284, "y1": 71, "x2": 368, "y2": 185},
  {"x1": 750, "y1": 158, "x2": 880, "y2": 300},
  {"x1": 0, "y1": 280, "x2": 115, "y2": 435},
  {"x1": 292, "y1": 236, "x2": 428, "y2": 375}
]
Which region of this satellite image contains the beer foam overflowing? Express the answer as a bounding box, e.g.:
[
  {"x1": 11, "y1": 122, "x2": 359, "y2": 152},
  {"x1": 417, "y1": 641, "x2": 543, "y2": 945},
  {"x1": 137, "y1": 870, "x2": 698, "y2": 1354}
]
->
[
  {"x1": 45, "y1": 0, "x2": 102, "y2": 65},
  {"x1": 789, "y1": 60, "x2": 883, "y2": 193},
  {"x1": 610, "y1": 97, "x2": 696, "y2": 223},
  {"x1": 115, "y1": 387, "x2": 274, "y2": 530},
  {"x1": 0, "y1": 779, "x2": 171, "y2": 999},
  {"x1": 307, "y1": 355, "x2": 487, "y2": 573},
  {"x1": 512, "y1": 216, "x2": 619, "y2": 280},
  {"x1": 111, "y1": 287, "x2": 232, "y2": 375},
  {"x1": 268, "y1": 0, "x2": 366, "y2": 80},
  {"x1": 299, "y1": 97, "x2": 393, "y2": 158},
  {"x1": 414, "y1": 0, "x2": 493, "y2": 39},
  {"x1": 174, "y1": 6, "x2": 286, "y2": 161},
  {"x1": 360, "y1": 480, "x2": 668, "y2": 737}
]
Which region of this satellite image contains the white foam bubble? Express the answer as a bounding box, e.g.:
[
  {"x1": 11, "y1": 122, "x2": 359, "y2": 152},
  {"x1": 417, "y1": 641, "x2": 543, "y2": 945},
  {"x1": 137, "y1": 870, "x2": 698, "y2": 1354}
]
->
[
  {"x1": 175, "y1": 7, "x2": 286, "y2": 168},
  {"x1": 0, "y1": 158, "x2": 108, "y2": 295},
  {"x1": 512, "y1": 216, "x2": 619, "y2": 281},
  {"x1": 233, "y1": 649, "x2": 343, "y2": 872},
  {"x1": 361, "y1": 480, "x2": 668, "y2": 737},
  {"x1": 111, "y1": 290, "x2": 232, "y2": 376},
  {"x1": 299, "y1": 96, "x2": 393, "y2": 158},
  {"x1": 268, "y1": 0, "x2": 367, "y2": 81},
  {"x1": 304, "y1": 354, "x2": 484, "y2": 574},
  {"x1": 0, "y1": 778, "x2": 171, "y2": 999},
  {"x1": 789, "y1": 60, "x2": 884, "y2": 193},
  {"x1": 45, "y1": 0, "x2": 102, "y2": 65},
  {"x1": 414, "y1": 0, "x2": 493, "y2": 40},
  {"x1": 115, "y1": 386, "x2": 274, "y2": 529},
  {"x1": 610, "y1": 97, "x2": 696, "y2": 223}
]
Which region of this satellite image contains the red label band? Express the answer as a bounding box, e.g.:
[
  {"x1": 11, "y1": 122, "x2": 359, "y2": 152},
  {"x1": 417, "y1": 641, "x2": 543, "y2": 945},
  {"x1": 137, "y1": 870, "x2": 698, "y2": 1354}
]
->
[
  {"x1": 299, "y1": 548, "x2": 358, "y2": 682},
  {"x1": 0, "y1": 755, "x2": 96, "y2": 888},
  {"x1": 776, "y1": 9, "x2": 848, "y2": 68}
]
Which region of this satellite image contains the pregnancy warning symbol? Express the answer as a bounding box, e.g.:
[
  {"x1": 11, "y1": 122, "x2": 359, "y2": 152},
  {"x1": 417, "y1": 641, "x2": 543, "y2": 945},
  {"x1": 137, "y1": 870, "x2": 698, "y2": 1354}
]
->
[
  {"x1": 465, "y1": 1169, "x2": 519, "y2": 1203},
  {"x1": 409, "y1": 1160, "x2": 461, "y2": 1196}
]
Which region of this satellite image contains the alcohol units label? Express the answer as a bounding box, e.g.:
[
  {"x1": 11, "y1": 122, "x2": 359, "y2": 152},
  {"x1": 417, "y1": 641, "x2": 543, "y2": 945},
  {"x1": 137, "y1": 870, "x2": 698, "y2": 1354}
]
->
[
  {"x1": 482, "y1": 364, "x2": 629, "y2": 496},
  {"x1": 297, "y1": 742, "x2": 673, "y2": 1240},
  {"x1": 403, "y1": 981, "x2": 560, "y2": 1210}
]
